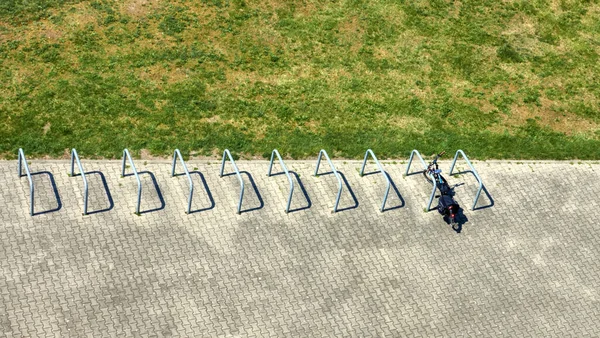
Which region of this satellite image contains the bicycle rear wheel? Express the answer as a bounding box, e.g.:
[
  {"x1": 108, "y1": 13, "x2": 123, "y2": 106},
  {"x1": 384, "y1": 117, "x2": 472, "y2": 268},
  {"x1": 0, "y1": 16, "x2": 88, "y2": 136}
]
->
[
  {"x1": 423, "y1": 170, "x2": 433, "y2": 184},
  {"x1": 451, "y1": 217, "x2": 459, "y2": 231}
]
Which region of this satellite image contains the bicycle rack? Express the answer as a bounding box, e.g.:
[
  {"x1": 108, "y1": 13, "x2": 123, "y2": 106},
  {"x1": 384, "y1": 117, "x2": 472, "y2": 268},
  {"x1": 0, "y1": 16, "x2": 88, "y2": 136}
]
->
[
  {"x1": 359, "y1": 149, "x2": 391, "y2": 212},
  {"x1": 219, "y1": 149, "x2": 245, "y2": 215},
  {"x1": 17, "y1": 148, "x2": 35, "y2": 216},
  {"x1": 121, "y1": 149, "x2": 142, "y2": 215},
  {"x1": 314, "y1": 149, "x2": 343, "y2": 213},
  {"x1": 404, "y1": 149, "x2": 437, "y2": 212},
  {"x1": 267, "y1": 149, "x2": 294, "y2": 213},
  {"x1": 449, "y1": 150, "x2": 484, "y2": 210},
  {"x1": 69, "y1": 149, "x2": 89, "y2": 215},
  {"x1": 171, "y1": 149, "x2": 194, "y2": 214}
]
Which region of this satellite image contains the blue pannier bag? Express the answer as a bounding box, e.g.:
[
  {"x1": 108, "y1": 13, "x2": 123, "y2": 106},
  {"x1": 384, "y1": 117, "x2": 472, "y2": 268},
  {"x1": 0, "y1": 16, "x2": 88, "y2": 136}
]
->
[{"x1": 438, "y1": 195, "x2": 458, "y2": 215}]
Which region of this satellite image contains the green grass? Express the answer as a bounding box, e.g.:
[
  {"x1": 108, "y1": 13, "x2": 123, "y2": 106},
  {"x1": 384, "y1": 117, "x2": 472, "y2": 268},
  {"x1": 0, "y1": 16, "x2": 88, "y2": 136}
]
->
[{"x1": 1, "y1": 0, "x2": 600, "y2": 160}]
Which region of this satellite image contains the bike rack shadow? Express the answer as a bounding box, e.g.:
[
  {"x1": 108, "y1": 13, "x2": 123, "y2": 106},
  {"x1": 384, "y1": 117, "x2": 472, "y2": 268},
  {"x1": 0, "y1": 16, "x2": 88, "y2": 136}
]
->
[
  {"x1": 85, "y1": 171, "x2": 114, "y2": 215},
  {"x1": 30, "y1": 171, "x2": 62, "y2": 216},
  {"x1": 474, "y1": 184, "x2": 494, "y2": 210},
  {"x1": 123, "y1": 170, "x2": 165, "y2": 215},
  {"x1": 174, "y1": 171, "x2": 215, "y2": 213},
  {"x1": 361, "y1": 171, "x2": 405, "y2": 211},
  {"x1": 405, "y1": 170, "x2": 425, "y2": 177},
  {"x1": 452, "y1": 170, "x2": 494, "y2": 210},
  {"x1": 222, "y1": 171, "x2": 264, "y2": 214},
  {"x1": 318, "y1": 171, "x2": 359, "y2": 212},
  {"x1": 271, "y1": 170, "x2": 312, "y2": 213}
]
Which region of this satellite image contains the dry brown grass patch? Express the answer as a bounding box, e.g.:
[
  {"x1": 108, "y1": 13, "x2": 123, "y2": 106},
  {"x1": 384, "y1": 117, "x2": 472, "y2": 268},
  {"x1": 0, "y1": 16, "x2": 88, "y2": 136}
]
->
[
  {"x1": 386, "y1": 115, "x2": 428, "y2": 134},
  {"x1": 120, "y1": 0, "x2": 160, "y2": 18},
  {"x1": 63, "y1": 3, "x2": 98, "y2": 28},
  {"x1": 323, "y1": 68, "x2": 352, "y2": 83},
  {"x1": 6, "y1": 19, "x2": 59, "y2": 45},
  {"x1": 301, "y1": 119, "x2": 321, "y2": 133},
  {"x1": 504, "y1": 100, "x2": 599, "y2": 136},
  {"x1": 135, "y1": 61, "x2": 196, "y2": 88},
  {"x1": 294, "y1": 1, "x2": 319, "y2": 17},
  {"x1": 221, "y1": 69, "x2": 260, "y2": 89},
  {"x1": 338, "y1": 16, "x2": 363, "y2": 53},
  {"x1": 503, "y1": 14, "x2": 536, "y2": 36},
  {"x1": 217, "y1": 66, "x2": 313, "y2": 93},
  {"x1": 140, "y1": 148, "x2": 169, "y2": 160},
  {"x1": 410, "y1": 85, "x2": 432, "y2": 101},
  {"x1": 42, "y1": 27, "x2": 63, "y2": 40}
]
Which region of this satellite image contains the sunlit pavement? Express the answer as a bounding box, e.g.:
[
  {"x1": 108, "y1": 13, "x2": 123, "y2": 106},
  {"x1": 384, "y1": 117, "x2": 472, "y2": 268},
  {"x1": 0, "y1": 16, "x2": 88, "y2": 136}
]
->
[{"x1": 1, "y1": 159, "x2": 599, "y2": 337}]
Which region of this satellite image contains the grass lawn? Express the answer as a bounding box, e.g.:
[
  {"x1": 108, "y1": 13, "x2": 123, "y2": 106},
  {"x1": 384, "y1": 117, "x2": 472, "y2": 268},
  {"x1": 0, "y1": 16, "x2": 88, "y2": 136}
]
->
[{"x1": 1, "y1": 0, "x2": 599, "y2": 160}]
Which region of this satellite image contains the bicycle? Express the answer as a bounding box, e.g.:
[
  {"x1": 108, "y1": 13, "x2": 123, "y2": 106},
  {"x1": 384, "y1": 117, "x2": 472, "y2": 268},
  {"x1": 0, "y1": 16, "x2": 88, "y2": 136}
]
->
[{"x1": 423, "y1": 151, "x2": 460, "y2": 230}]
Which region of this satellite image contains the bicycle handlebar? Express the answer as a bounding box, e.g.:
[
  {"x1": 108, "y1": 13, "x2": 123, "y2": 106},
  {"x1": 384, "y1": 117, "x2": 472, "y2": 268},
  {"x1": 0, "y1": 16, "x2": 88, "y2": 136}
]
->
[{"x1": 431, "y1": 151, "x2": 446, "y2": 164}]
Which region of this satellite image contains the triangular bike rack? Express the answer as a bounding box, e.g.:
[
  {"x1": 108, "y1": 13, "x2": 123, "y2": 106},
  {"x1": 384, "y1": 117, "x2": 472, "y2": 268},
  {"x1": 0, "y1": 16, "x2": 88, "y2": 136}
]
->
[
  {"x1": 359, "y1": 149, "x2": 391, "y2": 212},
  {"x1": 404, "y1": 149, "x2": 437, "y2": 212},
  {"x1": 172, "y1": 149, "x2": 194, "y2": 214},
  {"x1": 314, "y1": 150, "x2": 343, "y2": 213},
  {"x1": 448, "y1": 150, "x2": 484, "y2": 210},
  {"x1": 219, "y1": 149, "x2": 245, "y2": 214},
  {"x1": 17, "y1": 149, "x2": 35, "y2": 216},
  {"x1": 267, "y1": 149, "x2": 294, "y2": 213}
]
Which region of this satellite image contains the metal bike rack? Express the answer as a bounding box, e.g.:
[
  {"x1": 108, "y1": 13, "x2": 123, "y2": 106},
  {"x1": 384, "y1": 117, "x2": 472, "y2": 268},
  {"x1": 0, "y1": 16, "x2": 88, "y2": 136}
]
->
[
  {"x1": 69, "y1": 149, "x2": 89, "y2": 215},
  {"x1": 314, "y1": 149, "x2": 343, "y2": 213},
  {"x1": 404, "y1": 149, "x2": 437, "y2": 212},
  {"x1": 172, "y1": 149, "x2": 194, "y2": 214},
  {"x1": 359, "y1": 149, "x2": 391, "y2": 212},
  {"x1": 449, "y1": 150, "x2": 484, "y2": 210},
  {"x1": 121, "y1": 149, "x2": 142, "y2": 215},
  {"x1": 219, "y1": 149, "x2": 245, "y2": 214},
  {"x1": 17, "y1": 148, "x2": 35, "y2": 216},
  {"x1": 267, "y1": 149, "x2": 295, "y2": 213}
]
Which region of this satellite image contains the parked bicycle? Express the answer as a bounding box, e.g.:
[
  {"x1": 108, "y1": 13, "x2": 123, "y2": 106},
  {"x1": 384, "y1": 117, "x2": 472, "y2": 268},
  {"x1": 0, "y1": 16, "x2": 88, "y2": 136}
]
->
[{"x1": 423, "y1": 151, "x2": 460, "y2": 230}]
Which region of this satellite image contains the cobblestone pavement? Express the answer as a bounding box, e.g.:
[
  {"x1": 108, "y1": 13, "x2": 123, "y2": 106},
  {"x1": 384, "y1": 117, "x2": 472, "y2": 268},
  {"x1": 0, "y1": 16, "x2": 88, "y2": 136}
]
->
[{"x1": 1, "y1": 158, "x2": 599, "y2": 337}]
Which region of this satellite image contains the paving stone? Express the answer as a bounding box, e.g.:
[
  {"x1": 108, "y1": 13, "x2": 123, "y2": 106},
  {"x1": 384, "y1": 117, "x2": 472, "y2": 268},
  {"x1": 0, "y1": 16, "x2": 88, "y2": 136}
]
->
[{"x1": 0, "y1": 159, "x2": 599, "y2": 337}]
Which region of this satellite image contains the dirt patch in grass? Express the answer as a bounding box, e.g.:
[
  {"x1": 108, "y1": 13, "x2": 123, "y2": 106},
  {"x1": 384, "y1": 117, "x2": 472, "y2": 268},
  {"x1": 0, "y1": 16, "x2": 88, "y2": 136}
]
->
[
  {"x1": 42, "y1": 122, "x2": 51, "y2": 136},
  {"x1": 203, "y1": 115, "x2": 221, "y2": 124}
]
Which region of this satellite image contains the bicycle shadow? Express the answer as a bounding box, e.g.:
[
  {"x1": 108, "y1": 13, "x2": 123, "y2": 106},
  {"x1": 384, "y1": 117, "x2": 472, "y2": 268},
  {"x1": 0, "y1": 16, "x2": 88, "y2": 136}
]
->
[{"x1": 450, "y1": 170, "x2": 494, "y2": 210}]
